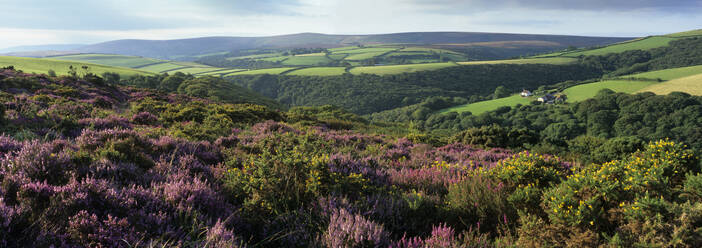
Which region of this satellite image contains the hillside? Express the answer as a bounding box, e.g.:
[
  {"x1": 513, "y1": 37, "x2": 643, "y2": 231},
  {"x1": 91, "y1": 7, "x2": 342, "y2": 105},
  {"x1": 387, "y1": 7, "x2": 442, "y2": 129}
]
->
[
  {"x1": 637, "y1": 73, "x2": 702, "y2": 95},
  {"x1": 0, "y1": 55, "x2": 152, "y2": 77},
  {"x1": 75, "y1": 32, "x2": 631, "y2": 59},
  {"x1": 2, "y1": 66, "x2": 702, "y2": 247}
]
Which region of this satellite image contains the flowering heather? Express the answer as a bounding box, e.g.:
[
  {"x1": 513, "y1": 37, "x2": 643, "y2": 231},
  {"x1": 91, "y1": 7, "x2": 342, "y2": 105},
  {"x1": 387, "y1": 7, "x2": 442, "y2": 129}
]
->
[
  {"x1": 1, "y1": 69, "x2": 700, "y2": 246},
  {"x1": 322, "y1": 208, "x2": 390, "y2": 247}
]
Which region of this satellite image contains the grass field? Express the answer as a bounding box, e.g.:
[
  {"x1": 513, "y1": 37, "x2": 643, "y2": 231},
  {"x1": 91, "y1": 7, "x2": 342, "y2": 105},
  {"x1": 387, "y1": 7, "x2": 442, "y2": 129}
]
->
[
  {"x1": 0, "y1": 56, "x2": 152, "y2": 77},
  {"x1": 458, "y1": 57, "x2": 578, "y2": 65},
  {"x1": 667, "y1": 29, "x2": 702, "y2": 38},
  {"x1": 350, "y1": 62, "x2": 456, "y2": 75},
  {"x1": 334, "y1": 47, "x2": 398, "y2": 55},
  {"x1": 637, "y1": 73, "x2": 702, "y2": 95},
  {"x1": 328, "y1": 46, "x2": 361, "y2": 52},
  {"x1": 439, "y1": 94, "x2": 534, "y2": 115},
  {"x1": 167, "y1": 67, "x2": 223, "y2": 75},
  {"x1": 138, "y1": 63, "x2": 187, "y2": 73},
  {"x1": 281, "y1": 55, "x2": 333, "y2": 66},
  {"x1": 296, "y1": 53, "x2": 326, "y2": 57},
  {"x1": 285, "y1": 67, "x2": 347, "y2": 76},
  {"x1": 227, "y1": 67, "x2": 296, "y2": 76},
  {"x1": 564, "y1": 37, "x2": 675, "y2": 57},
  {"x1": 328, "y1": 54, "x2": 348, "y2": 60},
  {"x1": 399, "y1": 47, "x2": 462, "y2": 55},
  {"x1": 197, "y1": 69, "x2": 246, "y2": 76},
  {"x1": 627, "y1": 65, "x2": 702, "y2": 81},
  {"x1": 51, "y1": 54, "x2": 163, "y2": 68},
  {"x1": 345, "y1": 52, "x2": 391, "y2": 60},
  {"x1": 227, "y1": 53, "x2": 282, "y2": 60},
  {"x1": 260, "y1": 56, "x2": 290, "y2": 63},
  {"x1": 563, "y1": 80, "x2": 659, "y2": 102}
]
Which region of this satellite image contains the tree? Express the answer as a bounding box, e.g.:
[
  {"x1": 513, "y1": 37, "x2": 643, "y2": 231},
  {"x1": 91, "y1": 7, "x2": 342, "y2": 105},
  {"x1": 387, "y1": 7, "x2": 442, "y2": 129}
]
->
[
  {"x1": 102, "y1": 72, "x2": 120, "y2": 85},
  {"x1": 493, "y1": 86, "x2": 510, "y2": 99},
  {"x1": 47, "y1": 69, "x2": 57, "y2": 77}
]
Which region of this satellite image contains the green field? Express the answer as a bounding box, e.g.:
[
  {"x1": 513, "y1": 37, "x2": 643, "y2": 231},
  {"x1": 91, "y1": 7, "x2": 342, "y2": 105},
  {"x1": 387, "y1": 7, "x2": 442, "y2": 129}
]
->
[
  {"x1": 637, "y1": 73, "x2": 702, "y2": 95},
  {"x1": 627, "y1": 65, "x2": 702, "y2": 80},
  {"x1": 563, "y1": 80, "x2": 659, "y2": 102},
  {"x1": 260, "y1": 56, "x2": 290, "y2": 63},
  {"x1": 439, "y1": 94, "x2": 533, "y2": 115},
  {"x1": 0, "y1": 56, "x2": 152, "y2": 77},
  {"x1": 50, "y1": 54, "x2": 163, "y2": 68},
  {"x1": 345, "y1": 51, "x2": 391, "y2": 60},
  {"x1": 667, "y1": 29, "x2": 702, "y2": 38},
  {"x1": 564, "y1": 37, "x2": 676, "y2": 57},
  {"x1": 399, "y1": 47, "x2": 462, "y2": 55},
  {"x1": 384, "y1": 51, "x2": 432, "y2": 57},
  {"x1": 168, "y1": 67, "x2": 223, "y2": 75},
  {"x1": 458, "y1": 57, "x2": 578, "y2": 65},
  {"x1": 197, "y1": 69, "x2": 246, "y2": 76},
  {"x1": 138, "y1": 63, "x2": 187, "y2": 73},
  {"x1": 328, "y1": 54, "x2": 348, "y2": 60},
  {"x1": 328, "y1": 46, "x2": 361, "y2": 52},
  {"x1": 227, "y1": 67, "x2": 296, "y2": 76},
  {"x1": 334, "y1": 47, "x2": 398, "y2": 55},
  {"x1": 281, "y1": 55, "x2": 333, "y2": 66},
  {"x1": 285, "y1": 67, "x2": 347, "y2": 76},
  {"x1": 227, "y1": 53, "x2": 282, "y2": 60},
  {"x1": 350, "y1": 62, "x2": 456, "y2": 75}
]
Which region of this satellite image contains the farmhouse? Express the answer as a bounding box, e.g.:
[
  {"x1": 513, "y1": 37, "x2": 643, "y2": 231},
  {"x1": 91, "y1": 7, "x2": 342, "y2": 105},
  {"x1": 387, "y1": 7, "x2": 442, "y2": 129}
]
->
[
  {"x1": 537, "y1": 93, "x2": 555, "y2": 103},
  {"x1": 520, "y1": 89, "x2": 533, "y2": 97}
]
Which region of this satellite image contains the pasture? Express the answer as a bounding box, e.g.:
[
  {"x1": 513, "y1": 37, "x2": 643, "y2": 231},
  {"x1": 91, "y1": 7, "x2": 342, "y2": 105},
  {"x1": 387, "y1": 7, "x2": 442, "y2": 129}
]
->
[
  {"x1": 439, "y1": 94, "x2": 533, "y2": 115},
  {"x1": 627, "y1": 65, "x2": 702, "y2": 81},
  {"x1": 0, "y1": 56, "x2": 152, "y2": 77},
  {"x1": 281, "y1": 55, "x2": 333, "y2": 66},
  {"x1": 637, "y1": 73, "x2": 702, "y2": 96},
  {"x1": 227, "y1": 67, "x2": 296, "y2": 76},
  {"x1": 50, "y1": 54, "x2": 163, "y2": 68},
  {"x1": 350, "y1": 62, "x2": 456, "y2": 75},
  {"x1": 564, "y1": 36, "x2": 675, "y2": 57},
  {"x1": 286, "y1": 67, "x2": 347, "y2": 76},
  {"x1": 562, "y1": 80, "x2": 659, "y2": 102},
  {"x1": 458, "y1": 57, "x2": 578, "y2": 65}
]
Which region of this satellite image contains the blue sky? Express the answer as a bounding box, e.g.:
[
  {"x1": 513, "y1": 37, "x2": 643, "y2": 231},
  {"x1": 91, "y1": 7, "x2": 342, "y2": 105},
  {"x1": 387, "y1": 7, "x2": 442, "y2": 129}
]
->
[{"x1": 0, "y1": 0, "x2": 700, "y2": 48}]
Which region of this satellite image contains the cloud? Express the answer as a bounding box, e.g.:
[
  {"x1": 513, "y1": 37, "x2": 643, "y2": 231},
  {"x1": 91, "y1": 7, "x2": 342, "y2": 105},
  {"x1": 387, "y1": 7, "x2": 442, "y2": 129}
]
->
[
  {"x1": 0, "y1": 0, "x2": 306, "y2": 31},
  {"x1": 406, "y1": 0, "x2": 702, "y2": 13}
]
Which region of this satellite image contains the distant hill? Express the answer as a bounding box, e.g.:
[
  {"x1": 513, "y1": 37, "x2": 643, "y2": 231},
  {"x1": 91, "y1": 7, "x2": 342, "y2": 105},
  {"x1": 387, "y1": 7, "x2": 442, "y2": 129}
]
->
[
  {"x1": 0, "y1": 44, "x2": 85, "y2": 53},
  {"x1": 75, "y1": 32, "x2": 632, "y2": 59}
]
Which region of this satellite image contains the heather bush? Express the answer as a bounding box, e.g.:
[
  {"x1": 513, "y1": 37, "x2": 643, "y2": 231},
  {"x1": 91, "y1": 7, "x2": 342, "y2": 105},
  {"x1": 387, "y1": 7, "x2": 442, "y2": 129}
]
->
[
  {"x1": 1, "y1": 69, "x2": 701, "y2": 246},
  {"x1": 446, "y1": 175, "x2": 515, "y2": 233},
  {"x1": 322, "y1": 208, "x2": 390, "y2": 247}
]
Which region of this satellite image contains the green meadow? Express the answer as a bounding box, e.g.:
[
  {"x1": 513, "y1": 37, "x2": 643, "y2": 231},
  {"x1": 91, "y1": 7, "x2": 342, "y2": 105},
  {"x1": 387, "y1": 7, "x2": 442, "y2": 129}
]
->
[
  {"x1": 638, "y1": 73, "x2": 702, "y2": 96},
  {"x1": 226, "y1": 67, "x2": 296, "y2": 76},
  {"x1": 350, "y1": 62, "x2": 456, "y2": 75},
  {"x1": 458, "y1": 57, "x2": 578, "y2": 65},
  {"x1": 562, "y1": 80, "x2": 659, "y2": 102},
  {"x1": 0, "y1": 56, "x2": 152, "y2": 77},
  {"x1": 563, "y1": 37, "x2": 676, "y2": 57},
  {"x1": 627, "y1": 65, "x2": 702, "y2": 80},
  {"x1": 286, "y1": 67, "x2": 347, "y2": 76},
  {"x1": 138, "y1": 63, "x2": 187, "y2": 73},
  {"x1": 50, "y1": 54, "x2": 163, "y2": 68},
  {"x1": 345, "y1": 51, "x2": 390, "y2": 60},
  {"x1": 281, "y1": 55, "x2": 333, "y2": 66},
  {"x1": 439, "y1": 94, "x2": 534, "y2": 115}
]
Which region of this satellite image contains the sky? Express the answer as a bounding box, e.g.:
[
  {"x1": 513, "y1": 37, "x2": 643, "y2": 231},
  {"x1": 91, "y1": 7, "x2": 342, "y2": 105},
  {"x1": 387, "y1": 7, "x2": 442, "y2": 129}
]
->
[{"x1": 1, "y1": 0, "x2": 701, "y2": 49}]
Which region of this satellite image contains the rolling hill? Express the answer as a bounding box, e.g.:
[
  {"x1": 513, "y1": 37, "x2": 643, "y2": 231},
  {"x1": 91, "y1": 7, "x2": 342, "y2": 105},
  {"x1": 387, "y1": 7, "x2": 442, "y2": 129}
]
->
[
  {"x1": 0, "y1": 55, "x2": 152, "y2": 77},
  {"x1": 74, "y1": 32, "x2": 631, "y2": 59}
]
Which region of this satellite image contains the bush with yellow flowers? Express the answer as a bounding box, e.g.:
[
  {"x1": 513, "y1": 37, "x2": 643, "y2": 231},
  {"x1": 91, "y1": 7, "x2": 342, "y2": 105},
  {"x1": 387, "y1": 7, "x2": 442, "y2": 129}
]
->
[
  {"x1": 543, "y1": 139, "x2": 699, "y2": 231},
  {"x1": 475, "y1": 151, "x2": 570, "y2": 214}
]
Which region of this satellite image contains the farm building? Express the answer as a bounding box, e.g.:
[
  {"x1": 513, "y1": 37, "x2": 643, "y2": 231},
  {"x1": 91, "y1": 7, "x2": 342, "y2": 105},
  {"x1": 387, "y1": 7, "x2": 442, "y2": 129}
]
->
[{"x1": 520, "y1": 89, "x2": 533, "y2": 97}]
